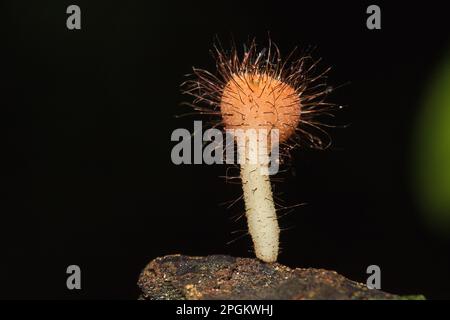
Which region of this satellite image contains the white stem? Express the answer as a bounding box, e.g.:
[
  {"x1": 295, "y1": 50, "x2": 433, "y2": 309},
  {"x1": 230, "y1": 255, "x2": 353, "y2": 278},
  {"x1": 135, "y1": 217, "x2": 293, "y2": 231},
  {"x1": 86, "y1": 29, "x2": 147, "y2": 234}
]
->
[{"x1": 240, "y1": 160, "x2": 279, "y2": 262}]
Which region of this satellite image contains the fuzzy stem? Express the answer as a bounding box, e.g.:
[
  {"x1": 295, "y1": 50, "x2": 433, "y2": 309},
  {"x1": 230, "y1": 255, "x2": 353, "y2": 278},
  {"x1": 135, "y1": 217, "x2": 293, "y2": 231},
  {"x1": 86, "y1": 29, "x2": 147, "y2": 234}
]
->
[{"x1": 240, "y1": 159, "x2": 279, "y2": 263}]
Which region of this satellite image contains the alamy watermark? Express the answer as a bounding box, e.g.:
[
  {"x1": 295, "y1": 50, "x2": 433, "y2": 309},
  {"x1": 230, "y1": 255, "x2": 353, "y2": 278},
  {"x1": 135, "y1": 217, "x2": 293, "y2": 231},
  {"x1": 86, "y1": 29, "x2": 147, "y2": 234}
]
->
[
  {"x1": 366, "y1": 265, "x2": 381, "y2": 289},
  {"x1": 66, "y1": 265, "x2": 81, "y2": 290},
  {"x1": 171, "y1": 121, "x2": 280, "y2": 175}
]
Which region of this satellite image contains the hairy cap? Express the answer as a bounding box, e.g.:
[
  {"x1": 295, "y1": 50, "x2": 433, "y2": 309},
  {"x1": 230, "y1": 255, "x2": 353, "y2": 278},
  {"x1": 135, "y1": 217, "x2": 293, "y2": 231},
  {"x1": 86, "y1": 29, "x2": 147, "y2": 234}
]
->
[{"x1": 220, "y1": 73, "x2": 301, "y2": 143}]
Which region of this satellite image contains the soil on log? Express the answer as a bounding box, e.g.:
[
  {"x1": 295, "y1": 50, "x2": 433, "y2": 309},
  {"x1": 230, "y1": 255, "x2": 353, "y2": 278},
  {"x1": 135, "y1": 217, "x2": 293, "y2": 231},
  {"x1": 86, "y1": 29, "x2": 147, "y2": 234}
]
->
[{"x1": 138, "y1": 254, "x2": 419, "y2": 300}]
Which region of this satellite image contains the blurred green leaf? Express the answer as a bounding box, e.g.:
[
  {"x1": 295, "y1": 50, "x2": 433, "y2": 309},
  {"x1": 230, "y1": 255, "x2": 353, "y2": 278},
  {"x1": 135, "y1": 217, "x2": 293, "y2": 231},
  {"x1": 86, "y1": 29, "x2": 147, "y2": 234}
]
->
[{"x1": 415, "y1": 50, "x2": 450, "y2": 233}]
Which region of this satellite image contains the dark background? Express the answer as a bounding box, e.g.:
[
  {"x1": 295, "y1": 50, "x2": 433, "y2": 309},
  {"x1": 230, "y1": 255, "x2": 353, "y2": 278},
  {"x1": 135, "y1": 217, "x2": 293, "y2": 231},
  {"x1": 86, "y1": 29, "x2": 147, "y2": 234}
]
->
[{"x1": 2, "y1": 1, "x2": 450, "y2": 299}]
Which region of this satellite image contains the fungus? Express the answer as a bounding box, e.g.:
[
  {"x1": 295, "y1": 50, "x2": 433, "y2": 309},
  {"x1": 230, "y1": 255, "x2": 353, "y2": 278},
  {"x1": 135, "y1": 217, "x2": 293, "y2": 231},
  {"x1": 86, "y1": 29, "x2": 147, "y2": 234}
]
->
[{"x1": 182, "y1": 39, "x2": 338, "y2": 262}]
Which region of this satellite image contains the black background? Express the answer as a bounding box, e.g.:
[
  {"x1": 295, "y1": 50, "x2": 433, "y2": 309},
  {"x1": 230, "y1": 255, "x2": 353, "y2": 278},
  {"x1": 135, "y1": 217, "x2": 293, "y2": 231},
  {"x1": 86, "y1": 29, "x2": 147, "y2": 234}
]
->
[{"x1": 2, "y1": 1, "x2": 450, "y2": 299}]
